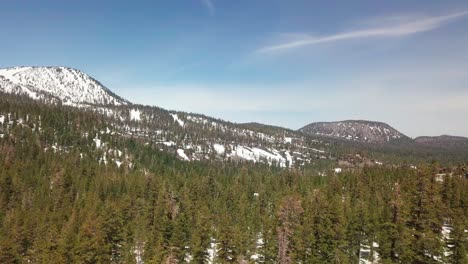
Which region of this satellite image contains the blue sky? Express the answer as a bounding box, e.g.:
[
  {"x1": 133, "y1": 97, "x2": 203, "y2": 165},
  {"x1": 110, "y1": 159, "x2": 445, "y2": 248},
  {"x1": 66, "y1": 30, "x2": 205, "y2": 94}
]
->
[{"x1": 1, "y1": 1, "x2": 468, "y2": 137}]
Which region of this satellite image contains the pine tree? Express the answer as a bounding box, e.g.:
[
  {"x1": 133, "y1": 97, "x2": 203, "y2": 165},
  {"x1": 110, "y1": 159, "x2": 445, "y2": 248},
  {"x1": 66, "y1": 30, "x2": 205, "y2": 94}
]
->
[
  {"x1": 447, "y1": 221, "x2": 467, "y2": 264},
  {"x1": 73, "y1": 215, "x2": 106, "y2": 263},
  {"x1": 408, "y1": 168, "x2": 445, "y2": 263},
  {"x1": 377, "y1": 182, "x2": 413, "y2": 263},
  {"x1": 190, "y1": 205, "x2": 211, "y2": 264},
  {"x1": 277, "y1": 195, "x2": 303, "y2": 264},
  {"x1": 0, "y1": 234, "x2": 20, "y2": 264},
  {"x1": 101, "y1": 203, "x2": 127, "y2": 263}
]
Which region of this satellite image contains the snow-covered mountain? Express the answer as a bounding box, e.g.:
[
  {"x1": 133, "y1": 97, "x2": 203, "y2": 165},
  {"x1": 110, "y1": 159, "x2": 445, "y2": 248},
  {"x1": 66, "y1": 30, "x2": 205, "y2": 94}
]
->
[
  {"x1": 2, "y1": 66, "x2": 465, "y2": 167},
  {"x1": 0, "y1": 66, "x2": 128, "y2": 106},
  {"x1": 0, "y1": 66, "x2": 329, "y2": 167},
  {"x1": 299, "y1": 120, "x2": 407, "y2": 143}
]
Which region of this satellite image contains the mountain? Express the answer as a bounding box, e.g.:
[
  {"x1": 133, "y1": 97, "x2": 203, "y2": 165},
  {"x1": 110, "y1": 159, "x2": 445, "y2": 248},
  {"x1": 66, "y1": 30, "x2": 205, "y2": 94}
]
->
[
  {"x1": 415, "y1": 135, "x2": 468, "y2": 149},
  {"x1": 3, "y1": 91, "x2": 466, "y2": 264},
  {"x1": 299, "y1": 120, "x2": 407, "y2": 144},
  {"x1": 2, "y1": 79, "x2": 466, "y2": 264},
  {"x1": 1, "y1": 66, "x2": 466, "y2": 167},
  {"x1": 94, "y1": 105, "x2": 327, "y2": 167},
  {"x1": 0, "y1": 66, "x2": 128, "y2": 106},
  {"x1": 0, "y1": 66, "x2": 331, "y2": 168}
]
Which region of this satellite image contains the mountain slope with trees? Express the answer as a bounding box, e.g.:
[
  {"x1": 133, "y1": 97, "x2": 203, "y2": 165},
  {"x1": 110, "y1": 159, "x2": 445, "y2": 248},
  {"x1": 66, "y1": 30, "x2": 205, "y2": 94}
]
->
[
  {"x1": 1, "y1": 66, "x2": 466, "y2": 166},
  {"x1": 299, "y1": 120, "x2": 408, "y2": 143},
  {"x1": 0, "y1": 67, "x2": 467, "y2": 263},
  {"x1": 0, "y1": 100, "x2": 466, "y2": 262}
]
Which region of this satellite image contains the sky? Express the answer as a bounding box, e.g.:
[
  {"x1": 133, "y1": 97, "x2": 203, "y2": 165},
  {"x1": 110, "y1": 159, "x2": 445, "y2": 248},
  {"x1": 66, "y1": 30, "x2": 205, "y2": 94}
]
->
[{"x1": 1, "y1": 0, "x2": 468, "y2": 137}]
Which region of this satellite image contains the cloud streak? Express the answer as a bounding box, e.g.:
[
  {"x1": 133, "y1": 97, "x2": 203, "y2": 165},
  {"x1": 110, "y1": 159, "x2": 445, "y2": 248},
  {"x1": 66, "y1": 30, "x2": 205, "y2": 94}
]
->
[
  {"x1": 258, "y1": 11, "x2": 468, "y2": 53},
  {"x1": 202, "y1": 0, "x2": 215, "y2": 16}
]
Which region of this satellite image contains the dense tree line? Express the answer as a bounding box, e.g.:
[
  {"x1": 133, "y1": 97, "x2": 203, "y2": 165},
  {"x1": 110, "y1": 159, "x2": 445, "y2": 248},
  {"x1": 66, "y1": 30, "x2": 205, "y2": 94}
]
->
[{"x1": 0, "y1": 133, "x2": 466, "y2": 263}]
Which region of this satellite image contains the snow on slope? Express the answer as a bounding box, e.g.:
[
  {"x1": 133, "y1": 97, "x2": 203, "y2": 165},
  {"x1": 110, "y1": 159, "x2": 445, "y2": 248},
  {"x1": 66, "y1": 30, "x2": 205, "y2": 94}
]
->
[
  {"x1": 0, "y1": 66, "x2": 325, "y2": 169},
  {"x1": 177, "y1": 149, "x2": 190, "y2": 161},
  {"x1": 170, "y1": 113, "x2": 185, "y2": 127},
  {"x1": 226, "y1": 145, "x2": 290, "y2": 167},
  {"x1": 0, "y1": 75, "x2": 40, "y2": 100},
  {"x1": 0, "y1": 66, "x2": 128, "y2": 106},
  {"x1": 213, "y1": 143, "x2": 225, "y2": 154},
  {"x1": 130, "y1": 109, "x2": 141, "y2": 121}
]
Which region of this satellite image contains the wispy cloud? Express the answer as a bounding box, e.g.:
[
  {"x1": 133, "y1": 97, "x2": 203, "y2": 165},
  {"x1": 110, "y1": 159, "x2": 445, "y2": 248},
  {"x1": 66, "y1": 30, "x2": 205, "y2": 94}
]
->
[
  {"x1": 257, "y1": 11, "x2": 468, "y2": 53},
  {"x1": 202, "y1": 0, "x2": 215, "y2": 16}
]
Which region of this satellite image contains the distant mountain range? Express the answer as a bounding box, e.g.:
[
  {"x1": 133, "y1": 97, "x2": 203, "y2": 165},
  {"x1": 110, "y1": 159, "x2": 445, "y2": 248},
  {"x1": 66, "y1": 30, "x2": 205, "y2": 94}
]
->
[{"x1": 1, "y1": 66, "x2": 466, "y2": 165}]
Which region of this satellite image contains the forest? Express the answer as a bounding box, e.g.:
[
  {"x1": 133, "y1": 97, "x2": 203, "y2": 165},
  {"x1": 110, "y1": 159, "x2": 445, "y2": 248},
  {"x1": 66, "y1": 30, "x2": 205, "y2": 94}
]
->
[
  {"x1": 0, "y1": 96, "x2": 467, "y2": 264},
  {"x1": 0, "y1": 136, "x2": 467, "y2": 263}
]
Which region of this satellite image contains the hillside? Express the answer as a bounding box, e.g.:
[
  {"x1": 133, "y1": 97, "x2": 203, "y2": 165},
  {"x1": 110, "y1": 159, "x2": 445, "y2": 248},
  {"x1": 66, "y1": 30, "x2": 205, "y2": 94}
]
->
[
  {"x1": 1, "y1": 101, "x2": 466, "y2": 263},
  {"x1": 0, "y1": 66, "x2": 467, "y2": 264},
  {"x1": 299, "y1": 120, "x2": 408, "y2": 144},
  {"x1": 415, "y1": 135, "x2": 468, "y2": 149},
  {"x1": 1, "y1": 66, "x2": 467, "y2": 166}
]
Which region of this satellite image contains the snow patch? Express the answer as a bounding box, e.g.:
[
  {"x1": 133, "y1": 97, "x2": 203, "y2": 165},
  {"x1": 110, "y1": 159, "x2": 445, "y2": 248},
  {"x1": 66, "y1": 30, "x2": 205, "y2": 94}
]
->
[
  {"x1": 250, "y1": 234, "x2": 264, "y2": 261},
  {"x1": 227, "y1": 145, "x2": 290, "y2": 167},
  {"x1": 160, "y1": 141, "x2": 176, "y2": 147},
  {"x1": 285, "y1": 151, "x2": 293, "y2": 168},
  {"x1": 207, "y1": 239, "x2": 218, "y2": 264},
  {"x1": 177, "y1": 149, "x2": 190, "y2": 161},
  {"x1": 213, "y1": 143, "x2": 225, "y2": 154},
  {"x1": 130, "y1": 109, "x2": 141, "y2": 121},
  {"x1": 93, "y1": 136, "x2": 102, "y2": 148},
  {"x1": 170, "y1": 113, "x2": 184, "y2": 127}
]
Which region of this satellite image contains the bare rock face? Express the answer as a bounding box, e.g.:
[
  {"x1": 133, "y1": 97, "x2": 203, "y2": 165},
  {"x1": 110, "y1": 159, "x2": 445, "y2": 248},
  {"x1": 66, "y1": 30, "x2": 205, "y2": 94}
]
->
[{"x1": 299, "y1": 120, "x2": 407, "y2": 143}]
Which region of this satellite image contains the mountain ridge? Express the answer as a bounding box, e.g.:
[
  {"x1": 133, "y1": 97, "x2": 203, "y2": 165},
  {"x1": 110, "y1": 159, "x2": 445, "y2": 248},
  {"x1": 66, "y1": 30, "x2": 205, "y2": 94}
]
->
[
  {"x1": 1, "y1": 66, "x2": 466, "y2": 165},
  {"x1": 0, "y1": 66, "x2": 129, "y2": 107},
  {"x1": 414, "y1": 135, "x2": 468, "y2": 149},
  {"x1": 299, "y1": 119, "x2": 408, "y2": 144}
]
